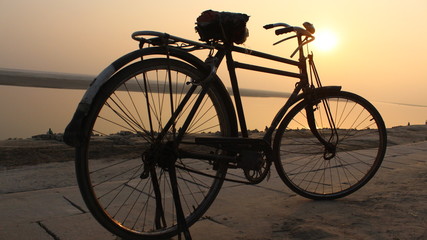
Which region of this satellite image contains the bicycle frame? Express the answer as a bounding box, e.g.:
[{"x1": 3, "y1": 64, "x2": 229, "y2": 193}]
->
[
  {"x1": 136, "y1": 32, "x2": 342, "y2": 163},
  {"x1": 163, "y1": 33, "x2": 340, "y2": 147},
  {"x1": 132, "y1": 34, "x2": 311, "y2": 150},
  {"x1": 64, "y1": 30, "x2": 341, "y2": 151}
]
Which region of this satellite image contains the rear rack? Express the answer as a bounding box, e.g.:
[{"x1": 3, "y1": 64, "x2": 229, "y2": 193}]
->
[{"x1": 132, "y1": 31, "x2": 215, "y2": 50}]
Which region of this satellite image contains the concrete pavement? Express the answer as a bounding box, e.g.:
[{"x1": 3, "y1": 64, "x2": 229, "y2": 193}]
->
[{"x1": 1, "y1": 141, "x2": 426, "y2": 240}]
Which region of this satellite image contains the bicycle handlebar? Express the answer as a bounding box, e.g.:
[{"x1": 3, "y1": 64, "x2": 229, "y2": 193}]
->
[
  {"x1": 275, "y1": 27, "x2": 294, "y2": 35},
  {"x1": 263, "y1": 23, "x2": 291, "y2": 29},
  {"x1": 264, "y1": 22, "x2": 315, "y2": 38},
  {"x1": 265, "y1": 22, "x2": 316, "y2": 58}
]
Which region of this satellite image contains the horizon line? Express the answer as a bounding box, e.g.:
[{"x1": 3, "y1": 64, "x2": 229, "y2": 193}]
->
[
  {"x1": 0, "y1": 68, "x2": 290, "y2": 98},
  {"x1": 1, "y1": 68, "x2": 425, "y2": 106}
]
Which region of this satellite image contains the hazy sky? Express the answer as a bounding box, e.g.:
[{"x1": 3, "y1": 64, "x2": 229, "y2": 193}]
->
[{"x1": 0, "y1": 0, "x2": 426, "y2": 138}]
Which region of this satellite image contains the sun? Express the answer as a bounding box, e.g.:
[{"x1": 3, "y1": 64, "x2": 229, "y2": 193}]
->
[{"x1": 313, "y1": 29, "x2": 338, "y2": 52}]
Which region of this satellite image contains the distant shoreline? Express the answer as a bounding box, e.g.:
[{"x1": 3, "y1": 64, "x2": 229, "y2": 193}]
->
[
  {"x1": 2, "y1": 124, "x2": 426, "y2": 141},
  {"x1": 1, "y1": 125, "x2": 426, "y2": 170}
]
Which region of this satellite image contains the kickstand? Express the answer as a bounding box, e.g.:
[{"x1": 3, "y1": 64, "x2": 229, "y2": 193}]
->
[{"x1": 168, "y1": 165, "x2": 192, "y2": 240}]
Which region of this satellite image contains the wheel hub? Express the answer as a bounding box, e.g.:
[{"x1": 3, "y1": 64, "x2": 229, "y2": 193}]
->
[
  {"x1": 140, "y1": 142, "x2": 177, "y2": 179},
  {"x1": 323, "y1": 142, "x2": 336, "y2": 160}
]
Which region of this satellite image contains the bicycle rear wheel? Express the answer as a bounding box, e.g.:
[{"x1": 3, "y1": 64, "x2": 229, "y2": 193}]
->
[
  {"x1": 76, "y1": 58, "x2": 236, "y2": 239},
  {"x1": 273, "y1": 91, "x2": 387, "y2": 200}
]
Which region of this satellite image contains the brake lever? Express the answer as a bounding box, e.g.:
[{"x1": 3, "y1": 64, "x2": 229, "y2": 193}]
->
[
  {"x1": 273, "y1": 35, "x2": 297, "y2": 46},
  {"x1": 290, "y1": 36, "x2": 315, "y2": 58}
]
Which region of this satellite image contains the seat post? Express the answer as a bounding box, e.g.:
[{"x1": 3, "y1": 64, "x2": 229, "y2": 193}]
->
[{"x1": 225, "y1": 46, "x2": 249, "y2": 138}]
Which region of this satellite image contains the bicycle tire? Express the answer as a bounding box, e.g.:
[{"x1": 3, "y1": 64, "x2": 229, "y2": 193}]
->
[
  {"x1": 273, "y1": 91, "x2": 387, "y2": 200},
  {"x1": 75, "y1": 58, "x2": 236, "y2": 239}
]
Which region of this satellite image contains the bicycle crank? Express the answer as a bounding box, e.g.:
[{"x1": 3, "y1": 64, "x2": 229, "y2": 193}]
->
[{"x1": 195, "y1": 137, "x2": 272, "y2": 170}]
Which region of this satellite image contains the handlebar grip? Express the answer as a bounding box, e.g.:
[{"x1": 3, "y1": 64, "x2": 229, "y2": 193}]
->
[
  {"x1": 263, "y1": 24, "x2": 275, "y2": 29},
  {"x1": 275, "y1": 27, "x2": 294, "y2": 35}
]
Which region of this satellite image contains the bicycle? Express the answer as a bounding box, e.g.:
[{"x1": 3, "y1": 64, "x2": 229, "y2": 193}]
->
[{"x1": 64, "y1": 10, "x2": 387, "y2": 240}]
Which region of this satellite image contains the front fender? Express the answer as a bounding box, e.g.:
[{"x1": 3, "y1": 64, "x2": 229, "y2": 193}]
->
[
  {"x1": 64, "y1": 47, "x2": 210, "y2": 147},
  {"x1": 294, "y1": 86, "x2": 342, "y2": 104},
  {"x1": 270, "y1": 86, "x2": 342, "y2": 131}
]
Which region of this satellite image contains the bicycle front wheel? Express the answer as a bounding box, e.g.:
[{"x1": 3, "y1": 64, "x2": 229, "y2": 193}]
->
[
  {"x1": 273, "y1": 91, "x2": 387, "y2": 200},
  {"x1": 76, "y1": 58, "x2": 236, "y2": 239}
]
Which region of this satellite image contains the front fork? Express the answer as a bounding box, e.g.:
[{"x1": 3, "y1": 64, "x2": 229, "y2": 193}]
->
[
  {"x1": 305, "y1": 98, "x2": 339, "y2": 160},
  {"x1": 304, "y1": 53, "x2": 339, "y2": 160}
]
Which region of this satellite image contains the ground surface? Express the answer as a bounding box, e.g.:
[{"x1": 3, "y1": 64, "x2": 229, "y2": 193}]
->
[{"x1": 1, "y1": 125, "x2": 426, "y2": 239}]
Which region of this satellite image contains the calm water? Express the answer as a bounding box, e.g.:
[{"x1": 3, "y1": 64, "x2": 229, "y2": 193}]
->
[
  {"x1": 242, "y1": 97, "x2": 427, "y2": 130},
  {"x1": 0, "y1": 86, "x2": 425, "y2": 140}
]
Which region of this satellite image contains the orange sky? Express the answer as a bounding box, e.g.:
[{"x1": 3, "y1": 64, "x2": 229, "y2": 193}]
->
[{"x1": 0, "y1": 0, "x2": 426, "y2": 138}]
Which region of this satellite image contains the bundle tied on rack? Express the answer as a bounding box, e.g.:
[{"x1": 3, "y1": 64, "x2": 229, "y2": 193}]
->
[{"x1": 195, "y1": 10, "x2": 249, "y2": 44}]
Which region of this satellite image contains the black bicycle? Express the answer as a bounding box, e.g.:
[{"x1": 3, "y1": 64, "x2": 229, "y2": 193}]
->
[{"x1": 64, "y1": 10, "x2": 387, "y2": 240}]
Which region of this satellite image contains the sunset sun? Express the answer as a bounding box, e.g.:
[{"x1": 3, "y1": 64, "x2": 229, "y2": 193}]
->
[{"x1": 313, "y1": 29, "x2": 338, "y2": 51}]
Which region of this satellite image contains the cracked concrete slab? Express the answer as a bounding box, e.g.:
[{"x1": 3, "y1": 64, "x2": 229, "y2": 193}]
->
[
  {"x1": 0, "y1": 187, "x2": 82, "y2": 224},
  {"x1": 0, "y1": 222, "x2": 53, "y2": 240},
  {"x1": 40, "y1": 213, "x2": 116, "y2": 240}
]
